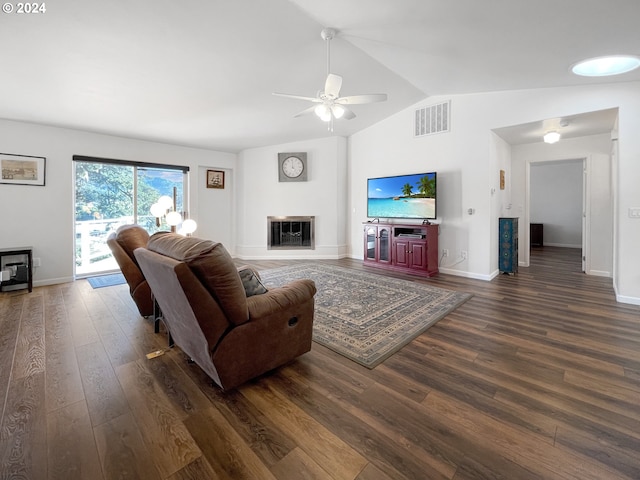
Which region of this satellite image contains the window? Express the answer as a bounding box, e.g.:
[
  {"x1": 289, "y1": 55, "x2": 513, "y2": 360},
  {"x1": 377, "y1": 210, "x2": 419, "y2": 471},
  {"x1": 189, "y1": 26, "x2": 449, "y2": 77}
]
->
[{"x1": 73, "y1": 156, "x2": 188, "y2": 276}]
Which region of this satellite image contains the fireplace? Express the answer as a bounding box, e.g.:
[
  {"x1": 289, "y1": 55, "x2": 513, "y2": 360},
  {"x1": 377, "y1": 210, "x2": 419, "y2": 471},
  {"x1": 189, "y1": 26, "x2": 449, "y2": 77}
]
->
[{"x1": 268, "y1": 216, "x2": 315, "y2": 250}]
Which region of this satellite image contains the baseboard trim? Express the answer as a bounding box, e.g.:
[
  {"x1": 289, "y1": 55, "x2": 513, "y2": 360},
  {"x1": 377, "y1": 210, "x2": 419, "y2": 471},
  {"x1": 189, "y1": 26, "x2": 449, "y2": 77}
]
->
[
  {"x1": 587, "y1": 269, "x2": 611, "y2": 278},
  {"x1": 235, "y1": 244, "x2": 348, "y2": 260},
  {"x1": 543, "y1": 243, "x2": 582, "y2": 249},
  {"x1": 33, "y1": 276, "x2": 74, "y2": 287},
  {"x1": 615, "y1": 293, "x2": 640, "y2": 306},
  {"x1": 438, "y1": 267, "x2": 494, "y2": 281}
]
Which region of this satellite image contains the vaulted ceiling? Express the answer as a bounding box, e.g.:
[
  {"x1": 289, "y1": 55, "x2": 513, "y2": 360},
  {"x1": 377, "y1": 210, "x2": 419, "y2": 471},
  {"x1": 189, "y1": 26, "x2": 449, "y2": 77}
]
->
[{"x1": 1, "y1": 0, "x2": 638, "y2": 152}]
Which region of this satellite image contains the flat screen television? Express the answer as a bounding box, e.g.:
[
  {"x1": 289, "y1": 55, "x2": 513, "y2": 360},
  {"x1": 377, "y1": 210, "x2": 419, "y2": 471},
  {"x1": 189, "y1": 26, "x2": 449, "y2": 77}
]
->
[{"x1": 367, "y1": 172, "x2": 437, "y2": 220}]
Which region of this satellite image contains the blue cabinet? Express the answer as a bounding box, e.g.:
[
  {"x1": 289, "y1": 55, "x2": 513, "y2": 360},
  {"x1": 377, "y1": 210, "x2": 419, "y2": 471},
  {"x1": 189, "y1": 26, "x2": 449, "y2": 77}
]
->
[{"x1": 499, "y1": 218, "x2": 518, "y2": 274}]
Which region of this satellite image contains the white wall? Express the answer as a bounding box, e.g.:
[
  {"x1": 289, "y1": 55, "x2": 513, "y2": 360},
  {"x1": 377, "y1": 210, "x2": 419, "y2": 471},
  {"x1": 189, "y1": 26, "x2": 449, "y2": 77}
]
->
[
  {"x1": 196, "y1": 165, "x2": 235, "y2": 252},
  {"x1": 349, "y1": 103, "x2": 492, "y2": 279},
  {"x1": 348, "y1": 82, "x2": 640, "y2": 303},
  {"x1": 236, "y1": 136, "x2": 348, "y2": 259},
  {"x1": 530, "y1": 160, "x2": 583, "y2": 248},
  {"x1": 3, "y1": 82, "x2": 638, "y2": 304},
  {"x1": 0, "y1": 119, "x2": 236, "y2": 286},
  {"x1": 490, "y1": 133, "x2": 514, "y2": 273}
]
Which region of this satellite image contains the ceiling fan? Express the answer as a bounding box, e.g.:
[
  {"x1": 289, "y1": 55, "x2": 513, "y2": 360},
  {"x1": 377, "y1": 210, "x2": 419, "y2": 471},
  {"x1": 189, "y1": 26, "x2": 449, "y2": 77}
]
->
[{"x1": 273, "y1": 28, "x2": 387, "y2": 128}]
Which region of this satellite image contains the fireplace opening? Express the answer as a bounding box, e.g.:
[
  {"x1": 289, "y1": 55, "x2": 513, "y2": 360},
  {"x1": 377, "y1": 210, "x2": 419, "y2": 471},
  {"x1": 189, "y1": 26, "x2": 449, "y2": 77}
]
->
[{"x1": 268, "y1": 216, "x2": 315, "y2": 250}]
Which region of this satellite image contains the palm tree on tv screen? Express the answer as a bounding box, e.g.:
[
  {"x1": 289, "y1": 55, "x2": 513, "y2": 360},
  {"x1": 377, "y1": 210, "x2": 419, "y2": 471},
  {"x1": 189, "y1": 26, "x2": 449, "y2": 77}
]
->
[
  {"x1": 401, "y1": 183, "x2": 413, "y2": 197},
  {"x1": 417, "y1": 175, "x2": 435, "y2": 198}
]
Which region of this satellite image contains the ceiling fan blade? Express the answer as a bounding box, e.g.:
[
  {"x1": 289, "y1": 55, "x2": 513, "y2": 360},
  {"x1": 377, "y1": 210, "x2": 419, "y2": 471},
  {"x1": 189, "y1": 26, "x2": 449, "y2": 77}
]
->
[
  {"x1": 294, "y1": 105, "x2": 318, "y2": 118},
  {"x1": 336, "y1": 93, "x2": 388, "y2": 105},
  {"x1": 324, "y1": 74, "x2": 342, "y2": 98},
  {"x1": 272, "y1": 92, "x2": 321, "y2": 103}
]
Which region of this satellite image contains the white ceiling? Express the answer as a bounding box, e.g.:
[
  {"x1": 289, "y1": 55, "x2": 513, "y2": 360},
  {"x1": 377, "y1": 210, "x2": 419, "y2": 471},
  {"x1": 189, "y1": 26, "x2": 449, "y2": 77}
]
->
[
  {"x1": 1, "y1": 0, "x2": 638, "y2": 152},
  {"x1": 493, "y1": 108, "x2": 619, "y2": 145}
]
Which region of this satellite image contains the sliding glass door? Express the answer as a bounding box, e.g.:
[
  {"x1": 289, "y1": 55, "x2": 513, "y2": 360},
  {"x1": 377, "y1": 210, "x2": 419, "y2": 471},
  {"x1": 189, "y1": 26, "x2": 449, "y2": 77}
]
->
[{"x1": 74, "y1": 158, "x2": 186, "y2": 277}]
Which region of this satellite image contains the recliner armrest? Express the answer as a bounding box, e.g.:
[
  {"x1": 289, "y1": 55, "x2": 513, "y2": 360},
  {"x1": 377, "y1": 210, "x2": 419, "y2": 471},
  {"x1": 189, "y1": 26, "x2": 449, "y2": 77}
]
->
[
  {"x1": 247, "y1": 279, "x2": 316, "y2": 319},
  {"x1": 107, "y1": 235, "x2": 146, "y2": 291}
]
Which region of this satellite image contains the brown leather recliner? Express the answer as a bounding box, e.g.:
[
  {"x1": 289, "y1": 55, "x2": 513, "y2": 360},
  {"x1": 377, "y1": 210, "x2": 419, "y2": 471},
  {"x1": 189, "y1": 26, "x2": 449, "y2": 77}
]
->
[
  {"x1": 106, "y1": 224, "x2": 154, "y2": 317},
  {"x1": 134, "y1": 232, "x2": 316, "y2": 391}
]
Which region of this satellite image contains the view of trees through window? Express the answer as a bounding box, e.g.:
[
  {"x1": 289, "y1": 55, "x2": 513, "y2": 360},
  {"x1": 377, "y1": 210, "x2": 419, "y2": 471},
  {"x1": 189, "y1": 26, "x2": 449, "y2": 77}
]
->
[{"x1": 74, "y1": 160, "x2": 185, "y2": 276}]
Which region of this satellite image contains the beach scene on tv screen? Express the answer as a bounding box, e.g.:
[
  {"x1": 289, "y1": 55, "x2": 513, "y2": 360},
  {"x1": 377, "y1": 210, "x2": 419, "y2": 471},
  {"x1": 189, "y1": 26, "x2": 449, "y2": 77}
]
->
[{"x1": 368, "y1": 173, "x2": 436, "y2": 218}]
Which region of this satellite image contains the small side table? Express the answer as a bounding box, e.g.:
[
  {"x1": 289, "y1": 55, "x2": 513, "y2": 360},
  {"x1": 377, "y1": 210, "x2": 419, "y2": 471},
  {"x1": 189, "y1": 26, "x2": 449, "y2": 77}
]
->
[
  {"x1": 530, "y1": 223, "x2": 544, "y2": 247},
  {"x1": 0, "y1": 247, "x2": 33, "y2": 293}
]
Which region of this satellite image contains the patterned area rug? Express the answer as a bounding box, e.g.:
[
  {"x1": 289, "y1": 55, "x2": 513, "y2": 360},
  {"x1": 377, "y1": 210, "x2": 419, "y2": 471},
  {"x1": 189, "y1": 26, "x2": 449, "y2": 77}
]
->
[
  {"x1": 260, "y1": 264, "x2": 472, "y2": 368},
  {"x1": 87, "y1": 273, "x2": 126, "y2": 289}
]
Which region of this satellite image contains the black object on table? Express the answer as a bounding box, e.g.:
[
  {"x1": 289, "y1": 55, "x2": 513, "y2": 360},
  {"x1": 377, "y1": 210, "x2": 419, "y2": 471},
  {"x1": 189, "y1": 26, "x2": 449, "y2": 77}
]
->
[{"x1": 0, "y1": 247, "x2": 33, "y2": 293}]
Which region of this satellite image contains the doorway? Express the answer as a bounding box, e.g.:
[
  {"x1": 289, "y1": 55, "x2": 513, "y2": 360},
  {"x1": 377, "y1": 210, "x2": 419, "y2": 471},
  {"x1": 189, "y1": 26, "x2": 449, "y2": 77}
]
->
[
  {"x1": 494, "y1": 109, "x2": 616, "y2": 277},
  {"x1": 528, "y1": 159, "x2": 585, "y2": 271}
]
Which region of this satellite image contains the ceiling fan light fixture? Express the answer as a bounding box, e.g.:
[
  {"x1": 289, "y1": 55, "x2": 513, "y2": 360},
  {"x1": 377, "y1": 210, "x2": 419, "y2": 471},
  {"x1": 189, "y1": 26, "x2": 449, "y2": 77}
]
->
[
  {"x1": 543, "y1": 131, "x2": 561, "y2": 144},
  {"x1": 314, "y1": 104, "x2": 331, "y2": 121},
  {"x1": 571, "y1": 55, "x2": 640, "y2": 77},
  {"x1": 331, "y1": 104, "x2": 345, "y2": 119}
]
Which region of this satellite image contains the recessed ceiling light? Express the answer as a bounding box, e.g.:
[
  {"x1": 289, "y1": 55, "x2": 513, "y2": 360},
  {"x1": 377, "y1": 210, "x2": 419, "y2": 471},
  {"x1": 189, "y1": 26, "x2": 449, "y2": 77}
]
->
[
  {"x1": 543, "y1": 131, "x2": 561, "y2": 144},
  {"x1": 572, "y1": 55, "x2": 640, "y2": 77}
]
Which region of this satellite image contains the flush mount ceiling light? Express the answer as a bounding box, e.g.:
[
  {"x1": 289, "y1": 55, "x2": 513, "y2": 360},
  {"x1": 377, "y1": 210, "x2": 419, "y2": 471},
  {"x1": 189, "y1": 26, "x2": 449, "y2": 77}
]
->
[
  {"x1": 571, "y1": 55, "x2": 640, "y2": 77},
  {"x1": 543, "y1": 131, "x2": 561, "y2": 144}
]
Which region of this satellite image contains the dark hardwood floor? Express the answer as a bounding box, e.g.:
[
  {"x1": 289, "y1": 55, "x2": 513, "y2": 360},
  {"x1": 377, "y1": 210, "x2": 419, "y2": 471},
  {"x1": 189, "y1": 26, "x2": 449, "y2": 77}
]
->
[{"x1": 1, "y1": 247, "x2": 640, "y2": 479}]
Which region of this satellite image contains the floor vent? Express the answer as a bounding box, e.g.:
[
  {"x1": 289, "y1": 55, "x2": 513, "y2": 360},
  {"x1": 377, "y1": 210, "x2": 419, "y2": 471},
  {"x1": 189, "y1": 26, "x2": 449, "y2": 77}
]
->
[{"x1": 415, "y1": 100, "x2": 450, "y2": 137}]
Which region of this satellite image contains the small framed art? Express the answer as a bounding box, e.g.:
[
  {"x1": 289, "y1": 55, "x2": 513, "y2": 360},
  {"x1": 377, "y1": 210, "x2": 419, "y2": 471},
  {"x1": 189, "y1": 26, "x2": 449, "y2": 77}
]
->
[
  {"x1": 206, "y1": 169, "x2": 225, "y2": 189},
  {"x1": 1, "y1": 153, "x2": 46, "y2": 186}
]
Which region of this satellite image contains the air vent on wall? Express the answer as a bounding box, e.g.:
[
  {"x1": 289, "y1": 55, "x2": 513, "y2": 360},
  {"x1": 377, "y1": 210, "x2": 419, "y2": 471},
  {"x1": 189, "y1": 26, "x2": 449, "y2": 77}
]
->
[{"x1": 415, "y1": 100, "x2": 450, "y2": 137}]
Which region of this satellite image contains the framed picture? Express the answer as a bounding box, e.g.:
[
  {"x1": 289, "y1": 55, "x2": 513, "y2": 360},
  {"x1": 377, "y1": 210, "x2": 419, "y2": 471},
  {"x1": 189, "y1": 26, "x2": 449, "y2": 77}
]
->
[
  {"x1": 206, "y1": 169, "x2": 225, "y2": 189},
  {"x1": 500, "y1": 169, "x2": 505, "y2": 190},
  {"x1": 1, "y1": 153, "x2": 46, "y2": 186}
]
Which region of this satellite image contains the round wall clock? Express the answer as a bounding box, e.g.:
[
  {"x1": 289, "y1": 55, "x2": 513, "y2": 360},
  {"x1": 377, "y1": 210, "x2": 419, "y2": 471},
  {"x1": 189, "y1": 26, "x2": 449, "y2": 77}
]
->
[{"x1": 278, "y1": 152, "x2": 307, "y2": 182}]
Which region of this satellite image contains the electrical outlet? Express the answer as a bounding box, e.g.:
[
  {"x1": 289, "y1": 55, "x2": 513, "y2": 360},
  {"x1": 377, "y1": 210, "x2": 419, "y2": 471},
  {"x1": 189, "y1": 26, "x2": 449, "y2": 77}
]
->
[
  {"x1": 461, "y1": 250, "x2": 467, "y2": 259},
  {"x1": 442, "y1": 249, "x2": 449, "y2": 257}
]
